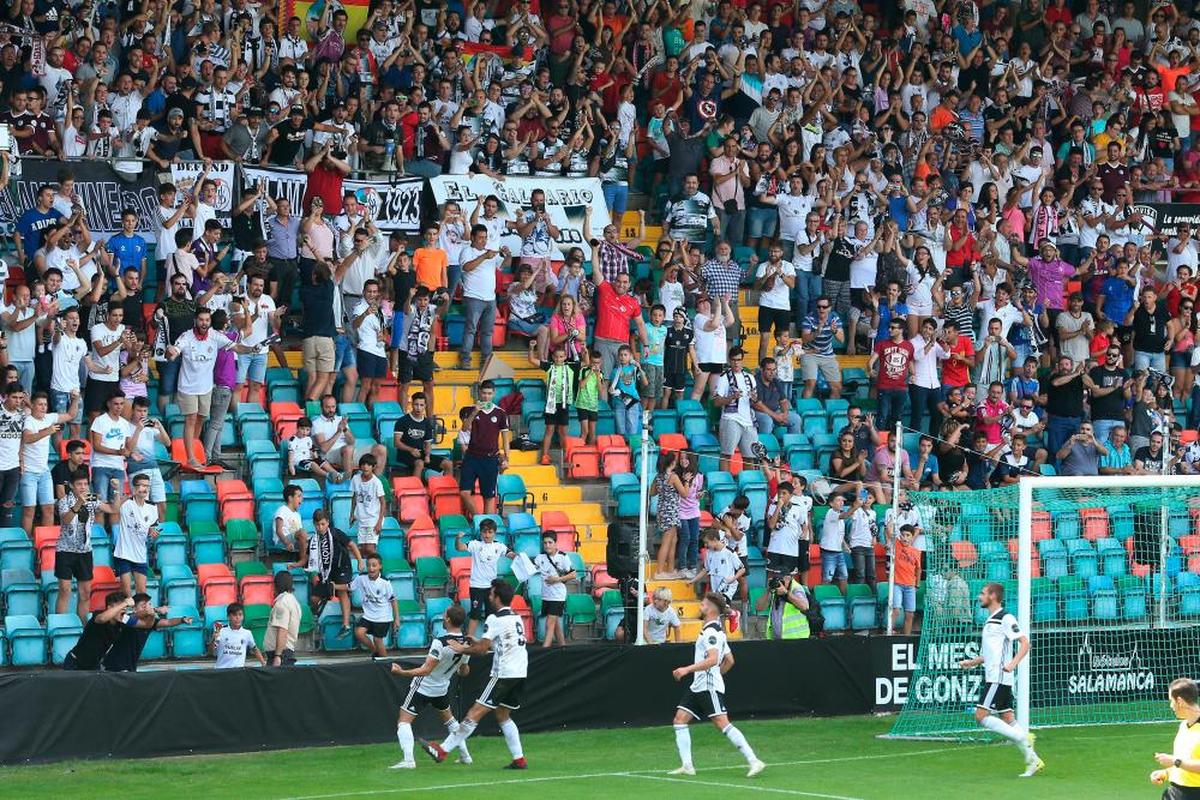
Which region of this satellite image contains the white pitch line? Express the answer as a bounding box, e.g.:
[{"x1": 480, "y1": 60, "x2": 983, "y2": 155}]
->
[
  {"x1": 624, "y1": 773, "x2": 864, "y2": 799},
  {"x1": 275, "y1": 746, "x2": 963, "y2": 800}
]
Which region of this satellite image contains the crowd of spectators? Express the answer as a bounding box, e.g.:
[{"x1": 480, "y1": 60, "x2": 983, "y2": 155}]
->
[{"x1": 6, "y1": 0, "x2": 1200, "y2": 656}]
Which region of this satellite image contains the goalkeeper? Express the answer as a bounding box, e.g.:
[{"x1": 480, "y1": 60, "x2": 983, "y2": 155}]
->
[{"x1": 956, "y1": 581, "x2": 1043, "y2": 777}]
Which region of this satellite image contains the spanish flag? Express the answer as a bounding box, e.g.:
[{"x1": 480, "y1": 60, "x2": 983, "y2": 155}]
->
[{"x1": 280, "y1": 0, "x2": 371, "y2": 43}]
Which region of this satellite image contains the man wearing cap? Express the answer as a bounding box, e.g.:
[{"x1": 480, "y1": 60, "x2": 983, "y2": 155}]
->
[
  {"x1": 148, "y1": 106, "x2": 191, "y2": 166},
  {"x1": 266, "y1": 105, "x2": 314, "y2": 167},
  {"x1": 222, "y1": 106, "x2": 270, "y2": 164},
  {"x1": 1028, "y1": 239, "x2": 1079, "y2": 339}
]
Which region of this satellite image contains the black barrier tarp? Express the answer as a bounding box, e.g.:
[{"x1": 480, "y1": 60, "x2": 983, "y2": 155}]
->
[{"x1": 0, "y1": 638, "x2": 874, "y2": 764}]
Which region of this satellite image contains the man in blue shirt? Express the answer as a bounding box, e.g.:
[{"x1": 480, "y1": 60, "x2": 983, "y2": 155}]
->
[
  {"x1": 105, "y1": 208, "x2": 148, "y2": 276},
  {"x1": 14, "y1": 184, "x2": 62, "y2": 265}
]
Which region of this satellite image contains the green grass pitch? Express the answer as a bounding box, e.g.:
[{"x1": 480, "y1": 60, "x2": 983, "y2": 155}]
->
[{"x1": 0, "y1": 715, "x2": 1173, "y2": 799}]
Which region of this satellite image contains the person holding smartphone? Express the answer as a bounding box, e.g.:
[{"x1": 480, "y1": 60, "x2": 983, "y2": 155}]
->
[
  {"x1": 21, "y1": 389, "x2": 79, "y2": 537},
  {"x1": 127, "y1": 397, "x2": 173, "y2": 520}
]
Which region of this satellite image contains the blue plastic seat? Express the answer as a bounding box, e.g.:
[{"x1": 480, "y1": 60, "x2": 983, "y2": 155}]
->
[
  {"x1": 160, "y1": 564, "x2": 198, "y2": 608},
  {"x1": 2, "y1": 568, "x2": 39, "y2": 617},
  {"x1": 1088, "y1": 576, "x2": 1119, "y2": 621},
  {"x1": 397, "y1": 601, "x2": 428, "y2": 648},
  {"x1": 425, "y1": 596, "x2": 454, "y2": 638},
  {"x1": 168, "y1": 605, "x2": 205, "y2": 657},
  {"x1": 46, "y1": 613, "x2": 83, "y2": 665},
  {"x1": 5, "y1": 614, "x2": 46, "y2": 665},
  {"x1": 0, "y1": 529, "x2": 33, "y2": 573}
]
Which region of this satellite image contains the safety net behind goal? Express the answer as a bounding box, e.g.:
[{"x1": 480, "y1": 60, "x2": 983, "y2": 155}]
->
[{"x1": 887, "y1": 482, "x2": 1198, "y2": 740}]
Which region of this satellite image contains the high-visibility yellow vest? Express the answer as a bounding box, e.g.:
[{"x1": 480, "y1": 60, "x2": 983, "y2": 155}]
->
[{"x1": 766, "y1": 580, "x2": 811, "y2": 640}]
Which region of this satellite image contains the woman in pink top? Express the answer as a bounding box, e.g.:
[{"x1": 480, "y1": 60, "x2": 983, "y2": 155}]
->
[
  {"x1": 1001, "y1": 187, "x2": 1027, "y2": 242},
  {"x1": 676, "y1": 453, "x2": 704, "y2": 577},
  {"x1": 547, "y1": 294, "x2": 587, "y2": 364},
  {"x1": 299, "y1": 197, "x2": 335, "y2": 264},
  {"x1": 118, "y1": 329, "x2": 150, "y2": 418}
]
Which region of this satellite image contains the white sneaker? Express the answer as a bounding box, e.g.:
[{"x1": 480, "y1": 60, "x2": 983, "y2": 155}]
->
[
  {"x1": 747, "y1": 759, "x2": 766, "y2": 778},
  {"x1": 668, "y1": 764, "x2": 696, "y2": 776},
  {"x1": 390, "y1": 761, "x2": 416, "y2": 770},
  {"x1": 456, "y1": 753, "x2": 473, "y2": 765},
  {"x1": 1020, "y1": 757, "x2": 1044, "y2": 778}
]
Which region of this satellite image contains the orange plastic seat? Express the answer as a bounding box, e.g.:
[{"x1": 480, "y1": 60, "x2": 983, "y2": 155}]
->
[
  {"x1": 240, "y1": 575, "x2": 275, "y2": 605},
  {"x1": 951, "y1": 541, "x2": 978, "y2": 569},
  {"x1": 1080, "y1": 508, "x2": 1109, "y2": 541}
]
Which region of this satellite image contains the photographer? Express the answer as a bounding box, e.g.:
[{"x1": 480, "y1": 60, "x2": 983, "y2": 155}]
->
[
  {"x1": 1056, "y1": 420, "x2": 1108, "y2": 477},
  {"x1": 128, "y1": 397, "x2": 172, "y2": 518},
  {"x1": 754, "y1": 569, "x2": 812, "y2": 640},
  {"x1": 403, "y1": 102, "x2": 449, "y2": 178}
]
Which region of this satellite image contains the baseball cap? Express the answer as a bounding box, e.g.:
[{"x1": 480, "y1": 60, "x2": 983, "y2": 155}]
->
[
  {"x1": 167, "y1": 107, "x2": 184, "y2": 119},
  {"x1": 247, "y1": 107, "x2": 264, "y2": 117},
  {"x1": 289, "y1": 104, "x2": 305, "y2": 115}
]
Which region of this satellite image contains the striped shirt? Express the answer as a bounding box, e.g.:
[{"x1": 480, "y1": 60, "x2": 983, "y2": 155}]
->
[
  {"x1": 801, "y1": 313, "x2": 841, "y2": 356},
  {"x1": 943, "y1": 301, "x2": 975, "y2": 340},
  {"x1": 597, "y1": 239, "x2": 641, "y2": 284}
]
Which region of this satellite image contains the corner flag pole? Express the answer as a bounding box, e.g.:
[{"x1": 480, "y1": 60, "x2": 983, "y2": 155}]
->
[
  {"x1": 886, "y1": 420, "x2": 902, "y2": 636},
  {"x1": 635, "y1": 406, "x2": 650, "y2": 645}
]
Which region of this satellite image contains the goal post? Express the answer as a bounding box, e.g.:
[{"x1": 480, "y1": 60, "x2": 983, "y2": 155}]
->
[{"x1": 886, "y1": 474, "x2": 1200, "y2": 741}]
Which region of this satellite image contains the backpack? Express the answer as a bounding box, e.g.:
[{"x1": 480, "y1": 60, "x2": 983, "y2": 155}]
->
[{"x1": 800, "y1": 582, "x2": 824, "y2": 636}]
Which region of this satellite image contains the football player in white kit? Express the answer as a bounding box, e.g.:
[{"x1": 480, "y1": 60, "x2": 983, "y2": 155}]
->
[
  {"x1": 670, "y1": 592, "x2": 766, "y2": 778},
  {"x1": 957, "y1": 581, "x2": 1044, "y2": 777},
  {"x1": 422, "y1": 579, "x2": 530, "y2": 769},
  {"x1": 390, "y1": 604, "x2": 472, "y2": 769}
]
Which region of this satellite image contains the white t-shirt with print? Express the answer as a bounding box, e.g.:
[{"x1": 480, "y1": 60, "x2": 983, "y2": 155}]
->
[{"x1": 90, "y1": 413, "x2": 134, "y2": 470}]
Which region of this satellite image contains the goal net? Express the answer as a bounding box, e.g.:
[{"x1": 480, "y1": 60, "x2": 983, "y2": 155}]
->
[{"x1": 887, "y1": 476, "x2": 1200, "y2": 740}]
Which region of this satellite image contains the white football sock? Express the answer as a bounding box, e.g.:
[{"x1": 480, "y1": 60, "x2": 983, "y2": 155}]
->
[
  {"x1": 674, "y1": 724, "x2": 693, "y2": 767},
  {"x1": 723, "y1": 724, "x2": 757, "y2": 763},
  {"x1": 499, "y1": 718, "x2": 524, "y2": 759},
  {"x1": 397, "y1": 722, "x2": 414, "y2": 762},
  {"x1": 980, "y1": 715, "x2": 1033, "y2": 757},
  {"x1": 442, "y1": 718, "x2": 477, "y2": 751}
]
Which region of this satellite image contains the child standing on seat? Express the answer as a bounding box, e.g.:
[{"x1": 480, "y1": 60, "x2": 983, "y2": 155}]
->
[
  {"x1": 350, "y1": 453, "x2": 386, "y2": 558},
  {"x1": 575, "y1": 348, "x2": 607, "y2": 446},
  {"x1": 289, "y1": 416, "x2": 343, "y2": 483},
  {"x1": 540, "y1": 346, "x2": 574, "y2": 466},
  {"x1": 643, "y1": 304, "x2": 667, "y2": 411},
  {"x1": 609, "y1": 345, "x2": 646, "y2": 438}
]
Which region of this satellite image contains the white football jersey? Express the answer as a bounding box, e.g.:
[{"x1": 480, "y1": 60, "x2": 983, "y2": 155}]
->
[
  {"x1": 468, "y1": 540, "x2": 509, "y2": 588},
  {"x1": 980, "y1": 607, "x2": 1023, "y2": 686},
  {"x1": 214, "y1": 626, "x2": 258, "y2": 668},
  {"x1": 414, "y1": 632, "x2": 471, "y2": 697},
  {"x1": 689, "y1": 620, "x2": 730, "y2": 693},
  {"x1": 482, "y1": 607, "x2": 528, "y2": 679}
]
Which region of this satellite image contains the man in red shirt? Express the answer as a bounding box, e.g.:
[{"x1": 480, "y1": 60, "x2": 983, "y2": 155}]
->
[
  {"x1": 976, "y1": 381, "x2": 1011, "y2": 446},
  {"x1": 940, "y1": 320, "x2": 976, "y2": 393},
  {"x1": 649, "y1": 55, "x2": 684, "y2": 110},
  {"x1": 591, "y1": 260, "x2": 648, "y2": 378},
  {"x1": 869, "y1": 319, "x2": 915, "y2": 433}
]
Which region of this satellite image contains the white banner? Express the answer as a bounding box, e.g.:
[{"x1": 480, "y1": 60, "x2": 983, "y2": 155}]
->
[
  {"x1": 169, "y1": 160, "x2": 236, "y2": 229},
  {"x1": 240, "y1": 166, "x2": 422, "y2": 233},
  {"x1": 428, "y1": 175, "x2": 611, "y2": 261}
]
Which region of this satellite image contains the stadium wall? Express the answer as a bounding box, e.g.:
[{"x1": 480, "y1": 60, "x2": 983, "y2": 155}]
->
[{"x1": 0, "y1": 638, "x2": 879, "y2": 764}]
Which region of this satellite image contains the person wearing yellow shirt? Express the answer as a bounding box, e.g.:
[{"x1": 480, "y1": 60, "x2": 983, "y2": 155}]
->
[{"x1": 1151, "y1": 677, "x2": 1200, "y2": 798}]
